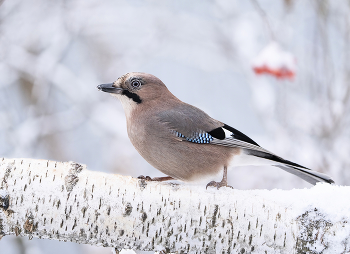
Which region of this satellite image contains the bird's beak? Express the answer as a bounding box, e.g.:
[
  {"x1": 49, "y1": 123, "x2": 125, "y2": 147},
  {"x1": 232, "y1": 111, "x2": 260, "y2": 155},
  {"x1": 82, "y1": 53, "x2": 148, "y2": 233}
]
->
[{"x1": 97, "y1": 83, "x2": 123, "y2": 94}]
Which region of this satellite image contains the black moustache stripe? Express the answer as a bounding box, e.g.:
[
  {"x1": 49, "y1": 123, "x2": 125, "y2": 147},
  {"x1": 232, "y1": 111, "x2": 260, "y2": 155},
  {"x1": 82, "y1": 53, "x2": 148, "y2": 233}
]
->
[{"x1": 122, "y1": 90, "x2": 142, "y2": 104}]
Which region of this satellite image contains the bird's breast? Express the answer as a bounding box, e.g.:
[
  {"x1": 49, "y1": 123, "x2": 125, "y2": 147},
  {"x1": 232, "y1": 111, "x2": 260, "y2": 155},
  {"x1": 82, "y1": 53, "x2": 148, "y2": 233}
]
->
[{"x1": 126, "y1": 114, "x2": 238, "y2": 182}]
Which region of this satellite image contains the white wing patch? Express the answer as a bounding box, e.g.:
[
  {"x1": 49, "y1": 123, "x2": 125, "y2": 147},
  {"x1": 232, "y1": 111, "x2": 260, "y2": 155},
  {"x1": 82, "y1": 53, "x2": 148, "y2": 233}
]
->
[{"x1": 223, "y1": 128, "x2": 232, "y2": 139}]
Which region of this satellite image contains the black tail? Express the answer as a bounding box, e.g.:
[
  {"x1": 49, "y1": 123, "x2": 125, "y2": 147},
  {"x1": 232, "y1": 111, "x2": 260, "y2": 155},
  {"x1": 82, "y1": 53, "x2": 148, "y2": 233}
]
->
[{"x1": 246, "y1": 149, "x2": 334, "y2": 185}]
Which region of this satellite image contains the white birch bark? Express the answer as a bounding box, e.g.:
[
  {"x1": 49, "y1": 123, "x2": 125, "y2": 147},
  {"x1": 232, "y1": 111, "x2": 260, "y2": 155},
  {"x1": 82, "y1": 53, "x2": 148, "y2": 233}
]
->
[{"x1": 0, "y1": 158, "x2": 349, "y2": 254}]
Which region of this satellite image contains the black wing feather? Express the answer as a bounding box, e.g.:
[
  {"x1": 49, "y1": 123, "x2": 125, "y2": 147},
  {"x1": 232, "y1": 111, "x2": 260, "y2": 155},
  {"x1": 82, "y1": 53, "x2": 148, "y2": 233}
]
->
[
  {"x1": 207, "y1": 124, "x2": 260, "y2": 146},
  {"x1": 207, "y1": 127, "x2": 226, "y2": 140},
  {"x1": 223, "y1": 124, "x2": 260, "y2": 146}
]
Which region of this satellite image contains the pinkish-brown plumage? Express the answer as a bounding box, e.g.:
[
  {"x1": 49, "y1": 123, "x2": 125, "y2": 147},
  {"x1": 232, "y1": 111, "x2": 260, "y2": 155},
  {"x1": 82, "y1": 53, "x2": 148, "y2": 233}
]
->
[{"x1": 97, "y1": 72, "x2": 334, "y2": 187}]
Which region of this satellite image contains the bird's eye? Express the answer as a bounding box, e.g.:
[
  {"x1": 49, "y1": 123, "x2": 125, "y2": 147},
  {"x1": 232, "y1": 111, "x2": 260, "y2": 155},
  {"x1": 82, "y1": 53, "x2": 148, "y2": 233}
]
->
[{"x1": 131, "y1": 80, "x2": 141, "y2": 88}]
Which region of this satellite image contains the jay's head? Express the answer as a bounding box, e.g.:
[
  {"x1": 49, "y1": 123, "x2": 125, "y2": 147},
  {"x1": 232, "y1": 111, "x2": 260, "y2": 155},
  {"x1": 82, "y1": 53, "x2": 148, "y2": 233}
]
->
[{"x1": 98, "y1": 72, "x2": 172, "y2": 115}]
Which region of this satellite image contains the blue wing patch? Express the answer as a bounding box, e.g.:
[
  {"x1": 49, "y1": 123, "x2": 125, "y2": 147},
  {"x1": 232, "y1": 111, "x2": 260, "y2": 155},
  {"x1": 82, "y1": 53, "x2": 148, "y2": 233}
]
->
[
  {"x1": 174, "y1": 131, "x2": 185, "y2": 138},
  {"x1": 174, "y1": 131, "x2": 213, "y2": 144}
]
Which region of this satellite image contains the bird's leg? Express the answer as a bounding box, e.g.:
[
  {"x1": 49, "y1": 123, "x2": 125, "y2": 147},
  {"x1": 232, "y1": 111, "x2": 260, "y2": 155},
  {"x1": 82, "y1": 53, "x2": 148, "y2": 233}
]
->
[
  {"x1": 206, "y1": 166, "x2": 233, "y2": 189},
  {"x1": 137, "y1": 175, "x2": 174, "y2": 182}
]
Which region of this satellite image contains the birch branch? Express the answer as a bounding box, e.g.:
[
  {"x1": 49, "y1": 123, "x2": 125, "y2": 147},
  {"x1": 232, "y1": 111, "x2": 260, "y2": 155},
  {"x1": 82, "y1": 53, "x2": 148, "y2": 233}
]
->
[{"x1": 0, "y1": 158, "x2": 349, "y2": 254}]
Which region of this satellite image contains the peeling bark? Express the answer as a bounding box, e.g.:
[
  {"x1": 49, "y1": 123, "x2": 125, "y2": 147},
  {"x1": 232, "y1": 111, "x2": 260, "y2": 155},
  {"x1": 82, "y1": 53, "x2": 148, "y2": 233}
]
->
[{"x1": 0, "y1": 158, "x2": 349, "y2": 253}]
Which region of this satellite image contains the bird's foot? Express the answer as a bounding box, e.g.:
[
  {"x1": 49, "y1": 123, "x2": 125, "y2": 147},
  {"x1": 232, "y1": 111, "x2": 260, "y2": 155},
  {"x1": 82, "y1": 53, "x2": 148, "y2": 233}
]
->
[
  {"x1": 137, "y1": 175, "x2": 174, "y2": 182},
  {"x1": 137, "y1": 175, "x2": 153, "y2": 181},
  {"x1": 206, "y1": 180, "x2": 233, "y2": 190}
]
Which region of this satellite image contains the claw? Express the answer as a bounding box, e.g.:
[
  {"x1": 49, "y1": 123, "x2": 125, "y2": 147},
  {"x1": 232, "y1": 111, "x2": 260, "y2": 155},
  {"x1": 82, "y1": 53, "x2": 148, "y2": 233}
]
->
[
  {"x1": 137, "y1": 175, "x2": 152, "y2": 181},
  {"x1": 206, "y1": 180, "x2": 219, "y2": 189},
  {"x1": 206, "y1": 166, "x2": 233, "y2": 189},
  {"x1": 206, "y1": 180, "x2": 233, "y2": 189},
  {"x1": 137, "y1": 175, "x2": 174, "y2": 182}
]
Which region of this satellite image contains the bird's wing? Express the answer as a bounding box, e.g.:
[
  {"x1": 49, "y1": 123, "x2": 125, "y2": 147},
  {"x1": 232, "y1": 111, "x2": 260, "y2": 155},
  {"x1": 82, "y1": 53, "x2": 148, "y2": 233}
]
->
[
  {"x1": 157, "y1": 108, "x2": 334, "y2": 185},
  {"x1": 157, "y1": 104, "x2": 268, "y2": 152},
  {"x1": 156, "y1": 103, "x2": 223, "y2": 139}
]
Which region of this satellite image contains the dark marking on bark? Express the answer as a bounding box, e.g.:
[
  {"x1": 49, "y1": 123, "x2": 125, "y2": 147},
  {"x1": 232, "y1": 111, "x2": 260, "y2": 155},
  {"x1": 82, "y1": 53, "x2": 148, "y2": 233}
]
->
[
  {"x1": 1, "y1": 162, "x2": 13, "y2": 189},
  {"x1": 80, "y1": 229, "x2": 90, "y2": 241},
  {"x1": 276, "y1": 212, "x2": 281, "y2": 221},
  {"x1": 296, "y1": 209, "x2": 333, "y2": 253},
  {"x1": 124, "y1": 203, "x2": 133, "y2": 216},
  {"x1": 211, "y1": 205, "x2": 219, "y2": 227},
  {"x1": 167, "y1": 227, "x2": 173, "y2": 237},
  {"x1": 72, "y1": 218, "x2": 77, "y2": 230},
  {"x1": 15, "y1": 226, "x2": 21, "y2": 236},
  {"x1": 141, "y1": 211, "x2": 147, "y2": 222},
  {"x1": 0, "y1": 218, "x2": 3, "y2": 236},
  {"x1": 65, "y1": 162, "x2": 83, "y2": 192},
  {"x1": 23, "y1": 213, "x2": 36, "y2": 234},
  {"x1": 0, "y1": 191, "x2": 9, "y2": 211},
  {"x1": 138, "y1": 178, "x2": 147, "y2": 190},
  {"x1": 65, "y1": 175, "x2": 78, "y2": 192},
  {"x1": 95, "y1": 210, "x2": 101, "y2": 221}
]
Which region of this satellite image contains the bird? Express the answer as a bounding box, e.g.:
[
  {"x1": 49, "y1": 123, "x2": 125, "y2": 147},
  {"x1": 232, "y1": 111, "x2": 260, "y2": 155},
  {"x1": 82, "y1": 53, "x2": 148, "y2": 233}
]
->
[{"x1": 97, "y1": 72, "x2": 334, "y2": 188}]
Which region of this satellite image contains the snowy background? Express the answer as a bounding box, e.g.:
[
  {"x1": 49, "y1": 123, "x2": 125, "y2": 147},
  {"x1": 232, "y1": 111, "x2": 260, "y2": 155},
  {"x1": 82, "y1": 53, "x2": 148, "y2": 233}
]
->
[{"x1": 1, "y1": 0, "x2": 349, "y2": 253}]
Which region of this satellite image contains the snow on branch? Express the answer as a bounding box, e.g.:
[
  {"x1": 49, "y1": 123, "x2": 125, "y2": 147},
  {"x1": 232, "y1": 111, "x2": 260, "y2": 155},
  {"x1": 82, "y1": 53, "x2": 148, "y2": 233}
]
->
[{"x1": 0, "y1": 158, "x2": 349, "y2": 253}]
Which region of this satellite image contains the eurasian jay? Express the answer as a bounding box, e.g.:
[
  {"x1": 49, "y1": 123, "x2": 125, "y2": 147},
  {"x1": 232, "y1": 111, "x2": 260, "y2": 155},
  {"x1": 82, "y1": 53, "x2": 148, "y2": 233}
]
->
[{"x1": 97, "y1": 72, "x2": 334, "y2": 188}]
